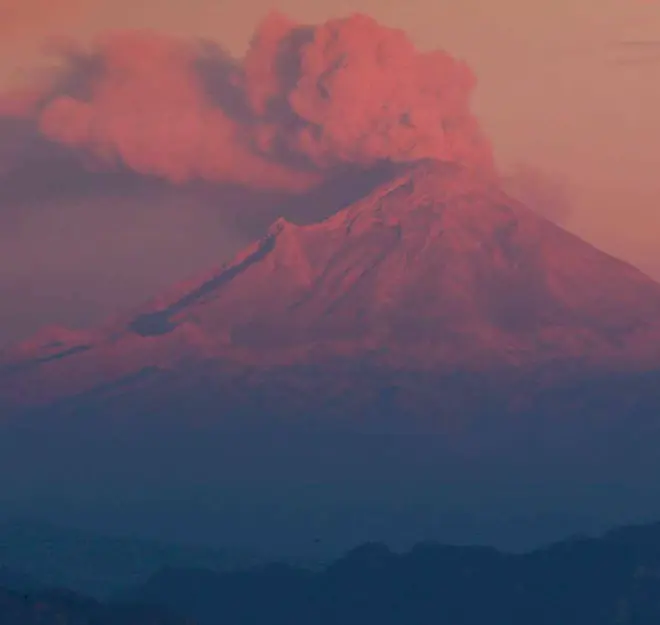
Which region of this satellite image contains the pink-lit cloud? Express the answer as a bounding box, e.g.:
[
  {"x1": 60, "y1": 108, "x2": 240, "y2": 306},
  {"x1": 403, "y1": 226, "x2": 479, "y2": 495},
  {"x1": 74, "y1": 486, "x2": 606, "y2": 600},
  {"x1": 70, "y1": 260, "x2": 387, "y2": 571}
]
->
[
  {"x1": 24, "y1": 12, "x2": 492, "y2": 192},
  {"x1": 0, "y1": 11, "x2": 497, "y2": 343}
]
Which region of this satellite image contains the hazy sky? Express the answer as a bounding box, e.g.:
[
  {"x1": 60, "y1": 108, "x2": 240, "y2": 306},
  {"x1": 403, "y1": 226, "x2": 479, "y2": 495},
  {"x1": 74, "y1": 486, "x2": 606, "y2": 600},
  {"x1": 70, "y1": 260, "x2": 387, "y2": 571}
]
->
[{"x1": 2, "y1": 0, "x2": 660, "y2": 342}]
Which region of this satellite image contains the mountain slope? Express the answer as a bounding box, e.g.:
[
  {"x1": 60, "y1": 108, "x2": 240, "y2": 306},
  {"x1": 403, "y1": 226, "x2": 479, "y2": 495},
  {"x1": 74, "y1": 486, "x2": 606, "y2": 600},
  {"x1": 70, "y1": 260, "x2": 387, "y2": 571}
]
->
[
  {"x1": 3, "y1": 161, "x2": 660, "y2": 409},
  {"x1": 106, "y1": 160, "x2": 660, "y2": 360},
  {"x1": 3, "y1": 161, "x2": 660, "y2": 553}
]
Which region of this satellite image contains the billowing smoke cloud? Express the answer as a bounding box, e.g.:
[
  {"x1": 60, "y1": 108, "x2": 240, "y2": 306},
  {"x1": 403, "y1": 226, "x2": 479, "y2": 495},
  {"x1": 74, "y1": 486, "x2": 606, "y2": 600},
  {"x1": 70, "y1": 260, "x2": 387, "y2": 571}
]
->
[
  {"x1": 35, "y1": 31, "x2": 316, "y2": 190},
  {"x1": 0, "y1": 12, "x2": 495, "y2": 344},
  {"x1": 240, "y1": 12, "x2": 493, "y2": 173},
  {"x1": 25, "y1": 11, "x2": 493, "y2": 191},
  {"x1": 501, "y1": 164, "x2": 574, "y2": 224}
]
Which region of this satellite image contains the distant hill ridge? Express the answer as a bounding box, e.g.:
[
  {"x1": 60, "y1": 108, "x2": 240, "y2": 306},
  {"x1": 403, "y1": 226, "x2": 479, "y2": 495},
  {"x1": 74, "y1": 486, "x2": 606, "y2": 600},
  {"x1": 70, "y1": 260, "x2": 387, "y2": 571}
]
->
[{"x1": 120, "y1": 519, "x2": 660, "y2": 625}]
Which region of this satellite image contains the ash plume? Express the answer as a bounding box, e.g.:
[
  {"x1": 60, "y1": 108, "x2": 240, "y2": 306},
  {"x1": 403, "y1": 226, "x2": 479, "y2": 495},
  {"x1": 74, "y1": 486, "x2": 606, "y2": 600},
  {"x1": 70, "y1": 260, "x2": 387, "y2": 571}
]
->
[
  {"x1": 16, "y1": 11, "x2": 493, "y2": 192},
  {"x1": 0, "y1": 11, "x2": 497, "y2": 341},
  {"x1": 240, "y1": 12, "x2": 494, "y2": 173},
  {"x1": 36, "y1": 31, "x2": 316, "y2": 190}
]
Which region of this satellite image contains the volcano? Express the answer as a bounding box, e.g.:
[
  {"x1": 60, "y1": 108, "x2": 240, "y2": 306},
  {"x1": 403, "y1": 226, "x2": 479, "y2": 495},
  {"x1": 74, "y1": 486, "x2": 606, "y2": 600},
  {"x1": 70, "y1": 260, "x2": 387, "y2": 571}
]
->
[
  {"x1": 4, "y1": 162, "x2": 660, "y2": 553},
  {"x1": 3, "y1": 161, "x2": 660, "y2": 407}
]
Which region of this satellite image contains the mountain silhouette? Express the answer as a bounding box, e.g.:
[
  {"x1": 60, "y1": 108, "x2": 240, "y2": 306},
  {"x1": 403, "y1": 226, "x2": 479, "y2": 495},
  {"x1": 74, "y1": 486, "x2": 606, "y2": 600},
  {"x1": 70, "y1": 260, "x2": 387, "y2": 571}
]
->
[
  {"x1": 117, "y1": 520, "x2": 660, "y2": 625},
  {"x1": 0, "y1": 585, "x2": 192, "y2": 625},
  {"x1": 0, "y1": 518, "x2": 264, "y2": 598}
]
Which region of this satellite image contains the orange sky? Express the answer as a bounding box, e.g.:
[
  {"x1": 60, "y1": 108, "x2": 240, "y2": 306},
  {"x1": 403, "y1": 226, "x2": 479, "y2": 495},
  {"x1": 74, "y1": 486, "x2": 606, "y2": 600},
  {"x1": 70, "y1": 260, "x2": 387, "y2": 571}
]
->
[{"x1": 4, "y1": 0, "x2": 660, "y2": 277}]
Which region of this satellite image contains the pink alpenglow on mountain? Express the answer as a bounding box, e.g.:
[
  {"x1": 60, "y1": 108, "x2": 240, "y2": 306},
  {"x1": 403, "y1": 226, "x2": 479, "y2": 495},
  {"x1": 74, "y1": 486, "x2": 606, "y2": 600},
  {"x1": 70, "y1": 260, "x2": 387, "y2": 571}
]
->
[{"x1": 3, "y1": 161, "x2": 660, "y2": 408}]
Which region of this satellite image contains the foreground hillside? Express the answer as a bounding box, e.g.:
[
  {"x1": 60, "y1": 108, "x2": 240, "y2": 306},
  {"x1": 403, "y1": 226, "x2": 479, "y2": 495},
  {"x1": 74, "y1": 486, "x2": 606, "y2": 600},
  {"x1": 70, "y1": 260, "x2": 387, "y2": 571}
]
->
[
  {"x1": 0, "y1": 519, "x2": 263, "y2": 598},
  {"x1": 121, "y1": 521, "x2": 660, "y2": 625},
  {"x1": 0, "y1": 586, "x2": 192, "y2": 625},
  {"x1": 7, "y1": 518, "x2": 660, "y2": 624}
]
